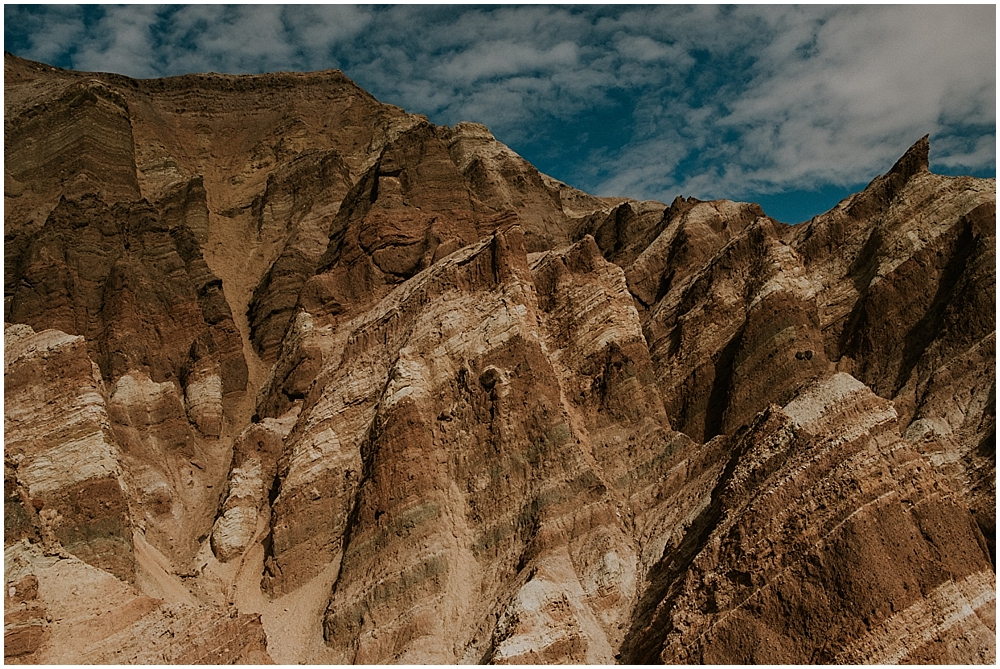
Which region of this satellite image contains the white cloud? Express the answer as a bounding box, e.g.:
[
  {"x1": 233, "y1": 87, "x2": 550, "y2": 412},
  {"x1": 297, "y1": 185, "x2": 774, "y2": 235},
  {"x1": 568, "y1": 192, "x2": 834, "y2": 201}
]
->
[
  {"x1": 8, "y1": 6, "x2": 86, "y2": 65},
  {"x1": 615, "y1": 35, "x2": 674, "y2": 63},
  {"x1": 284, "y1": 6, "x2": 374, "y2": 63},
  {"x1": 431, "y1": 40, "x2": 580, "y2": 86},
  {"x1": 589, "y1": 5, "x2": 995, "y2": 200},
  {"x1": 71, "y1": 5, "x2": 162, "y2": 77},
  {"x1": 934, "y1": 134, "x2": 998, "y2": 171},
  {"x1": 161, "y1": 5, "x2": 298, "y2": 74}
]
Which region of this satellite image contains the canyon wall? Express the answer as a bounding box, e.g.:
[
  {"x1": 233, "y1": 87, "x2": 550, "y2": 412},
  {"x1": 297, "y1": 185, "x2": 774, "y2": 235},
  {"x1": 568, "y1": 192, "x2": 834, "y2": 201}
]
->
[{"x1": 4, "y1": 52, "x2": 995, "y2": 664}]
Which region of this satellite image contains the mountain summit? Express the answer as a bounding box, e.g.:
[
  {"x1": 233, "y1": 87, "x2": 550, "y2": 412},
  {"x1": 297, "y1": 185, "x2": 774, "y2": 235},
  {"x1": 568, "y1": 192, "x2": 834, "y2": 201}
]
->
[{"x1": 4, "y1": 52, "x2": 995, "y2": 664}]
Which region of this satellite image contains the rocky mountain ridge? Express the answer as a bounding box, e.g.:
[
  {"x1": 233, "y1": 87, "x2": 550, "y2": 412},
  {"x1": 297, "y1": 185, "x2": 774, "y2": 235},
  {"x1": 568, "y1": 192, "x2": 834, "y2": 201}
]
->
[{"x1": 4, "y1": 52, "x2": 995, "y2": 664}]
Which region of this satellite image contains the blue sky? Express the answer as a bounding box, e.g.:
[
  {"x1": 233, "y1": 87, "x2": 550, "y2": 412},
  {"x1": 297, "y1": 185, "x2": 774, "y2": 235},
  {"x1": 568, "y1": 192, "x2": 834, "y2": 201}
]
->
[{"x1": 5, "y1": 4, "x2": 996, "y2": 223}]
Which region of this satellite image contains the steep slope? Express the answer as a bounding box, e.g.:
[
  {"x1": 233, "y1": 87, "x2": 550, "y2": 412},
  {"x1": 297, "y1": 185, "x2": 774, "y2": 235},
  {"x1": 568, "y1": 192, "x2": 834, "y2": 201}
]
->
[
  {"x1": 4, "y1": 52, "x2": 995, "y2": 665},
  {"x1": 622, "y1": 374, "x2": 995, "y2": 663}
]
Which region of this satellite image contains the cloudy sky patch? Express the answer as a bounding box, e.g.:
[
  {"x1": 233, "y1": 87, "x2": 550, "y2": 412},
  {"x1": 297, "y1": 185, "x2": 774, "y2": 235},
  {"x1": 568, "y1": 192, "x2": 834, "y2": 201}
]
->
[{"x1": 5, "y1": 4, "x2": 994, "y2": 222}]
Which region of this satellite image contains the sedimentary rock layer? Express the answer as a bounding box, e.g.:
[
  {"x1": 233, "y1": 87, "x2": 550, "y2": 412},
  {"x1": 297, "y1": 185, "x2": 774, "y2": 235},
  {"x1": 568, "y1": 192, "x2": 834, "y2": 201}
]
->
[{"x1": 4, "y1": 52, "x2": 994, "y2": 665}]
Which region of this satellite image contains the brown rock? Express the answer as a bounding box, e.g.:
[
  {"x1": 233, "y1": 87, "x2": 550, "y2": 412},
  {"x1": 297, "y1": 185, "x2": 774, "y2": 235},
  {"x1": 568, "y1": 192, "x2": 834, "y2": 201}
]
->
[
  {"x1": 4, "y1": 52, "x2": 994, "y2": 665},
  {"x1": 622, "y1": 374, "x2": 995, "y2": 664},
  {"x1": 4, "y1": 324, "x2": 134, "y2": 580}
]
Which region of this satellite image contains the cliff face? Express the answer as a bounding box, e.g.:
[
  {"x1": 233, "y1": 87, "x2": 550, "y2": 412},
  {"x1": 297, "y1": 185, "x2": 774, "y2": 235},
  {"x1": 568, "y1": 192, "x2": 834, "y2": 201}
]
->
[{"x1": 4, "y1": 52, "x2": 995, "y2": 664}]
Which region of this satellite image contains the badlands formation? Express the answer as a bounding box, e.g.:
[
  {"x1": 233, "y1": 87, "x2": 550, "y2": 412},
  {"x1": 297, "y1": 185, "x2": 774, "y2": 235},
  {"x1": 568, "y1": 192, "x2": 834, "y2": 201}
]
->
[{"x1": 3, "y1": 52, "x2": 996, "y2": 664}]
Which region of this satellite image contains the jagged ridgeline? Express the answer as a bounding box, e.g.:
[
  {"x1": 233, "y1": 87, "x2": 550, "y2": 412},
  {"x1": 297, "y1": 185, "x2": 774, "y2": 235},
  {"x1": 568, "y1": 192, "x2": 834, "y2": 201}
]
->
[{"x1": 4, "y1": 52, "x2": 995, "y2": 664}]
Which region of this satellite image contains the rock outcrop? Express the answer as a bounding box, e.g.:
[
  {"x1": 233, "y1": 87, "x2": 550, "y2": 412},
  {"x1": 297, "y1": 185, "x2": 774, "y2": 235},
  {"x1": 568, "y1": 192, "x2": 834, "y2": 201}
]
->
[
  {"x1": 623, "y1": 374, "x2": 995, "y2": 663},
  {"x1": 4, "y1": 51, "x2": 995, "y2": 664},
  {"x1": 5, "y1": 324, "x2": 133, "y2": 582},
  {"x1": 4, "y1": 540, "x2": 271, "y2": 664}
]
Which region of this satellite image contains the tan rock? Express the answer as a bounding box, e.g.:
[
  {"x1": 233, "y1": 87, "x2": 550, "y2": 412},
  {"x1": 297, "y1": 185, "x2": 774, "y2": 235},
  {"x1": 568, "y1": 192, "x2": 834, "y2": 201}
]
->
[
  {"x1": 183, "y1": 370, "x2": 224, "y2": 437},
  {"x1": 4, "y1": 52, "x2": 994, "y2": 665},
  {"x1": 4, "y1": 323, "x2": 133, "y2": 581},
  {"x1": 3, "y1": 541, "x2": 273, "y2": 664}
]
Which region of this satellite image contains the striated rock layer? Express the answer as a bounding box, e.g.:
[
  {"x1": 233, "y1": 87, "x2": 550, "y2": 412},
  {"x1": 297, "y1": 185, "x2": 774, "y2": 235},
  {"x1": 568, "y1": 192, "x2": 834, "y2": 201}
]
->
[{"x1": 4, "y1": 52, "x2": 995, "y2": 664}]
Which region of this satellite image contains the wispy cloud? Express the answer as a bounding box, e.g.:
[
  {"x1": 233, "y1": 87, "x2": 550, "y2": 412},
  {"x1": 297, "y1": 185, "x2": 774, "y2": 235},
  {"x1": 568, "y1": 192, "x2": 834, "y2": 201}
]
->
[
  {"x1": 575, "y1": 5, "x2": 995, "y2": 200},
  {"x1": 4, "y1": 5, "x2": 994, "y2": 208}
]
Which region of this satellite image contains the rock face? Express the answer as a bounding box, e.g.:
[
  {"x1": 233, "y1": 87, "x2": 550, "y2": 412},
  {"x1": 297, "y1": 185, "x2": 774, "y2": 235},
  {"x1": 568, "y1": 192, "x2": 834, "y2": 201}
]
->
[
  {"x1": 624, "y1": 374, "x2": 995, "y2": 663},
  {"x1": 5, "y1": 324, "x2": 133, "y2": 582},
  {"x1": 4, "y1": 52, "x2": 995, "y2": 664}
]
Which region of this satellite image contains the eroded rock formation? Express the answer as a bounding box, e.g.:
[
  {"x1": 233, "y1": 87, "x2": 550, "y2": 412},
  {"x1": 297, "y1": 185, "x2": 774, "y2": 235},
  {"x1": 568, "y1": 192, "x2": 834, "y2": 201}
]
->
[{"x1": 4, "y1": 52, "x2": 995, "y2": 664}]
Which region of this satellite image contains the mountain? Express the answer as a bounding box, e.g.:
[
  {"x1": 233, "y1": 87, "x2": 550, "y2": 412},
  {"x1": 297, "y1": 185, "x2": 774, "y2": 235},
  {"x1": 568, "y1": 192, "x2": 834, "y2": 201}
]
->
[{"x1": 4, "y1": 52, "x2": 995, "y2": 664}]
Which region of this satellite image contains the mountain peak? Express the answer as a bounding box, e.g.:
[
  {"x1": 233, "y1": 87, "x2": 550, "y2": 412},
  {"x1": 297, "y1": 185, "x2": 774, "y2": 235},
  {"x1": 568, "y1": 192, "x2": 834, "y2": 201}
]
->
[
  {"x1": 889, "y1": 133, "x2": 931, "y2": 180},
  {"x1": 847, "y1": 134, "x2": 932, "y2": 219}
]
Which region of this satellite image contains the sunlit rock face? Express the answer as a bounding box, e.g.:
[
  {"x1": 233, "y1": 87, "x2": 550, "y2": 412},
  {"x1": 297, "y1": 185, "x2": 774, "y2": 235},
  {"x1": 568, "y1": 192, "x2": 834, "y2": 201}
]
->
[{"x1": 4, "y1": 52, "x2": 994, "y2": 664}]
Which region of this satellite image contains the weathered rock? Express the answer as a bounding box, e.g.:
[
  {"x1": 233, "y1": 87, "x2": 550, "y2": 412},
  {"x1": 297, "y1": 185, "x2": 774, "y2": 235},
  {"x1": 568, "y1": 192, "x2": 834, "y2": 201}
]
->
[
  {"x1": 3, "y1": 571, "x2": 49, "y2": 663},
  {"x1": 5, "y1": 78, "x2": 140, "y2": 203},
  {"x1": 309, "y1": 226, "x2": 656, "y2": 662},
  {"x1": 623, "y1": 198, "x2": 761, "y2": 309},
  {"x1": 4, "y1": 323, "x2": 134, "y2": 581},
  {"x1": 3, "y1": 541, "x2": 274, "y2": 664},
  {"x1": 5, "y1": 192, "x2": 247, "y2": 397},
  {"x1": 4, "y1": 51, "x2": 994, "y2": 665},
  {"x1": 443, "y1": 121, "x2": 613, "y2": 252},
  {"x1": 210, "y1": 410, "x2": 297, "y2": 563},
  {"x1": 246, "y1": 150, "x2": 355, "y2": 361},
  {"x1": 622, "y1": 374, "x2": 996, "y2": 665}
]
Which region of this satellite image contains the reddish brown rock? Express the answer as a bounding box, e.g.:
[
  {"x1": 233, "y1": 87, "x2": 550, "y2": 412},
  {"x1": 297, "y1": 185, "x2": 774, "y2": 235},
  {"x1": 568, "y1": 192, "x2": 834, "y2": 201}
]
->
[
  {"x1": 622, "y1": 374, "x2": 995, "y2": 665},
  {"x1": 4, "y1": 324, "x2": 134, "y2": 581},
  {"x1": 443, "y1": 121, "x2": 612, "y2": 252},
  {"x1": 3, "y1": 52, "x2": 994, "y2": 665},
  {"x1": 245, "y1": 150, "x2": 355, "y2": 361}
]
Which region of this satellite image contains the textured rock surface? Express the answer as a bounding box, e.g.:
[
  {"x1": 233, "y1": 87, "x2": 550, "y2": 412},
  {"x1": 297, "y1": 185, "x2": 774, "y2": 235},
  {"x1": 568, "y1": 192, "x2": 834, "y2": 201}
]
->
[
  {"x1": 4, "y1": 324, "x2": 133, "y2": 582},
  {"x1": 623, "y1": 374, "x2": 995, "y2": 663},
  {"x1": 4, "y1": 52, "x2": 995, "y2": 664},
  {"x1": 4, "y1": 540, "x2": 271, "y2": 664}
]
